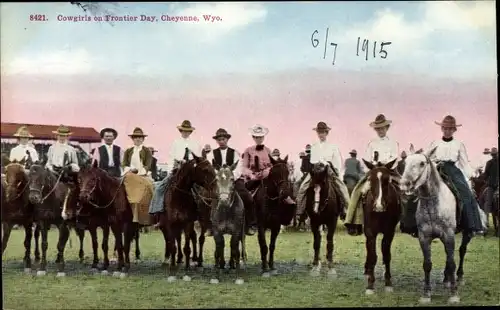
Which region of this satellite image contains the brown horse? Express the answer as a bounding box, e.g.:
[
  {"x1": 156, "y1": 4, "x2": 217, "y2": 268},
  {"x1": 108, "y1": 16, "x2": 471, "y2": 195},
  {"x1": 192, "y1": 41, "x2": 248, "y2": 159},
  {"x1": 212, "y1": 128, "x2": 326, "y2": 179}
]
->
[
  {"x1": 28, "y1": 163, "x2": 72, "y2": 276},
  {"x1": 76, "y1": 165, "x2": 137, "y2": 277},
  {"x1": 253, "y1": 155, "x2": 296, "y2": 276},
  {"x1": 159, "y1": 155, "x2": 217, "y2": 282},
  {"x1": 304, "y1": 162, "x2": 342, "y2": 277},
  {"x1": 360, "y1": 158, "x2": 400, "y2": 295},
  {"x1": 2, "y1": 161, "x2": 40, "y2": 272}
]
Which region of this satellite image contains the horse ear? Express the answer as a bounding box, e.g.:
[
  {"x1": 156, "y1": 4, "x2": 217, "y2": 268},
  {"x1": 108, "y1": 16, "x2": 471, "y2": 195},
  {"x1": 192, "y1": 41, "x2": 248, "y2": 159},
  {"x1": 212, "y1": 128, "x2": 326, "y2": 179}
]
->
[
  {"x1": 283, "y1": 155, "x2": 289, "y2": 163},
  {"x1": 268, "y1": 154, "x2": 276, "y2": 165},
  {"x1": 92, "y1": 159, "x2": 98, "y2": 168},
  {"x1": 409, "y1": 143, "x2": 415, "y2": 154},
  {"x1": 363, "y1": 159, "x2": 374, "y2": 170},
  {"x1": 385, "y1": 158, "x2": 397, "y2": 170},
  {"x1": 425, "y1": 146, "x2": 438, "y2": 159},
  {"x1": 230, "y1": 161, "x2": 239, "y2": 171}
]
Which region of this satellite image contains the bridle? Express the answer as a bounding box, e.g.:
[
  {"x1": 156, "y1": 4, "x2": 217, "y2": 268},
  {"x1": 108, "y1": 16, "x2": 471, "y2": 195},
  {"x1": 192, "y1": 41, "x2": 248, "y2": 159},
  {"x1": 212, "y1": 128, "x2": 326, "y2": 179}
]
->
[
  {"x1": 28, "y1": 167, "x2": 64, "y2": 204},
  {"x1": 406, "y1": 154, "x2": 438, "y2": 200},
  {"x1": 171, "y1": 159, "x2": 217, "y2": 206},
  {"x1": 265, "y1": 162, "x2": 291, "y2": 201},
  {"x1": 79, "y1": 173, "x2": 125, "y2": 209}
]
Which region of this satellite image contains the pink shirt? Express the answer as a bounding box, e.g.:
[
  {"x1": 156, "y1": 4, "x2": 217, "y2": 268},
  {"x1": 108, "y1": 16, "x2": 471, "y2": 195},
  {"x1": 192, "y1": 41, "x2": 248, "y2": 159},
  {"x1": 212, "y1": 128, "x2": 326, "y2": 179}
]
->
[{"x1": 242, "y1": 145, "x2": 272, "y2": 180}]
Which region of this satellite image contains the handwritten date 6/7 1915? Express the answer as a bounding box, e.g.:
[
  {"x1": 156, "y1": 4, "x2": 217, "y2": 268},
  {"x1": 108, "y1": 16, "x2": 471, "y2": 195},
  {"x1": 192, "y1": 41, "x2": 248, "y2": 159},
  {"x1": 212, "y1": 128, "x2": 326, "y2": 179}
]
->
[{"x1": 311, "y1": 28, "x2": 392, "y2": 66}]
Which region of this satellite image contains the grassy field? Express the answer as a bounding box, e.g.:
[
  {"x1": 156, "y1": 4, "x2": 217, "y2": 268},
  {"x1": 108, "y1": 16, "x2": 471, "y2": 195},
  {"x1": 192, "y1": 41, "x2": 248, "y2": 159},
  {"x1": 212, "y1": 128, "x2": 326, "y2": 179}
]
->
[{"x1": 2, "y1": 225, "x2": 499, "y2": 309}]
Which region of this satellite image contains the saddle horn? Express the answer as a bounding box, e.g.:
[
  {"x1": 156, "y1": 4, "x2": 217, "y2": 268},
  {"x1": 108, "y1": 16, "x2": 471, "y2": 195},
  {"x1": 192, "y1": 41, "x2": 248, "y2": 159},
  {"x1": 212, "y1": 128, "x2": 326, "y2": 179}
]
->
[{"x1": 254, "y1": 155, "x2": 260, "y2": 171}]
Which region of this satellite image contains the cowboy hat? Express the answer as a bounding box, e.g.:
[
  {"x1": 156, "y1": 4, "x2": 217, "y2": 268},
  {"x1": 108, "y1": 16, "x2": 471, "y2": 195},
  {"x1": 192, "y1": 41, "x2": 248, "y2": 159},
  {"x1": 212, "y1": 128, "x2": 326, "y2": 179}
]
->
[
  {"x1": 313, "y1": 121, "x2": 331, "y2": 132},
  {"x1": 434, "y1": 115, "x2": 462, "y2": 128},
  {"x1": 370, "y1": 114, "x2": 392, "y2": 128},
  {"x1": 52, "y1": 124, "x2": 72, "y2": 136},
  {"x1": 491, "y1": 147, "x2": 498, "y2": 155},
  {"x1": 249, "y1": 124, "x2": 269, "y2": 137},
  {"x1": 128, "y1": 127, "x2": 147, "y2": 137},
  {"x1": 212, "y1": 128, "x2": 231, "y2": 140},
  {"x1": 483, "y1": 148, "x2": 490, "y2": 154},
  {"x1": 349, "y1": 149, "x2": 357, "y2": 155},
  {"x1": 177, "y1": 120, "x2": 195, "y2": 132},
  {"x1": 13, "y1": 125, "x2": 34, "y2": 138},
  {"x1": 100, "y1": 127, "x2": 118, "y2": 139},
  {"x1": 271, "y1": 149, "x2": 280, "y2": 156}
]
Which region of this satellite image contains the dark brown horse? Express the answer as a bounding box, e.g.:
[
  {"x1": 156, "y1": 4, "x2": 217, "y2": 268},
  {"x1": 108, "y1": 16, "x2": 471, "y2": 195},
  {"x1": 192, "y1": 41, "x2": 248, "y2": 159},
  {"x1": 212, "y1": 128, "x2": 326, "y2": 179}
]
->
[
  {"x1": 2, "y1": 161, "x2": 40, "y2": 272},
  {"x1": 361, "y1": 158, "x2": 400, "y2": 295},
  {"x1": 76, "y1": 165, "x2": 136, "y2": 277},
  {"x1": 159, "y1": 155, "x2": 217, "y2": 282},
  {"x1": 253, "y1": 155, "x2": 296, "y2": 276},
  {"x1": 304, "y1": 162, "x2": 342, "y2": 277},
  {"x1": 28, "y1": 163, "x2": 72, "y2": 276}
]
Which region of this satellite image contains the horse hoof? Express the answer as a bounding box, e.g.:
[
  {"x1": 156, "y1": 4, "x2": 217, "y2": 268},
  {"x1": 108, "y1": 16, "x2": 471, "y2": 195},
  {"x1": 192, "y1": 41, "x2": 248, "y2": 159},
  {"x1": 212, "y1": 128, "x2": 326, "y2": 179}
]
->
[
  {"x1": 210, "y1": 278, "x2": 219, "y2": 284},
  {"x1": 24, "y1": 268, "x2": 32, "y2": 274},
  {"x1": 365, "y1": 289, "x2": 375, "y2": 295},
  {"x1": 310, "y1": 270, "x2": 320, "y2": 277},
  {"x1": 112, "y1": 271, "x2": 121, "y2": 277},
  {"x1": 235, "y1": 278, "x2": 245, "y2": 285},
  {"x1": 443, "y1": 281, "x2": 451, "y2": 288},
  {"x1": 101, "y1": 270, "x2": 109, "y2": 276},
  {"x1": 119, "y1": 272, "x2": 127, "y2": 279},
  {"x1": 384, "y1": 286, "x2": 393, "y2": 293},
  {"x1": 167, "y1": 276, "x2": 177, "y2": 283},
  {"x1": 56, "y1": 272, "x2": 66, "y2": 277},
  {"x1": 36, "y1": 270, "x2": 46, "y2": 276},
  {"x1": 448, "y1": 296, "x2": 460, "y2": 304},
  {"x1": 328, "y1": 269, "x2": 337, "y2": 278},
  {"x1": 262, "y1": 272, "x2": 271, "y2": 278},
  {"x1": 419, "y1": 297, "x2": 431, "y2": 304},
  {"x1": 182, "y1": 275, "x2": 191, "y2": 282},
  {"x1": 270, "y1": 269, "x2": 278, "y2": 276}
]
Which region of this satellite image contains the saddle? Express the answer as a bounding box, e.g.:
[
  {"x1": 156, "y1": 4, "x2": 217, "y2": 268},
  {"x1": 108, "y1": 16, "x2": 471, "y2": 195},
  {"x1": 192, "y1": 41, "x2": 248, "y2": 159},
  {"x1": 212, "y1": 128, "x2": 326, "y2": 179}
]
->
[{"x1": 245, "y1": 180, "x2": 261, "y2": 197}]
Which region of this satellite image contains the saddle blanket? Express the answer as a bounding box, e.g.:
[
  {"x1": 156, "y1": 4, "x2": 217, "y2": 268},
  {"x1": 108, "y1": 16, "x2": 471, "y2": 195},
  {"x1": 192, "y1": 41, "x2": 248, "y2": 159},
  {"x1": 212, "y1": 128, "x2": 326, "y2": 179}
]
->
[{"x1": 123, "y1": 173, "x2": 154, "y2": 225}]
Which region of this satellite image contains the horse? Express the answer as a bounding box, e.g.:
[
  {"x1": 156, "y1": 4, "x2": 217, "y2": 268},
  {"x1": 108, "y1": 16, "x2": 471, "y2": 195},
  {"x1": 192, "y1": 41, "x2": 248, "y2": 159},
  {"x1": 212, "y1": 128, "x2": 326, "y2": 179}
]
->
[
  {"x1": 2, "y1": 161, "x2": 41, "y2": 272},
  {"x1": 253, "y1": 155, "x2": 296, "y2": 276},
  {"x1": 75, "y1": 164, "x2": 137, "y2": 277},
  {"x1": 359, "y1": 158, "x2": 400, "y2": 295},
  {"x1": 493, "y1": 189, "x2": 499, "y2": 236},
  {"x1": 209, "y1": 162, "x2": 247, "y2": 285},
  {"x1": 304, "y1": 162, "x2": 342, "y2": 278},
  {"x1": 159, "y1": 154, "x2": 217, "y2": 282},
  {"x1": 400, "y1": 146, "x2": 468, "y2": 304},
  {"x1": 28, "y1": 163, "x2": 73, "y2": 276}
]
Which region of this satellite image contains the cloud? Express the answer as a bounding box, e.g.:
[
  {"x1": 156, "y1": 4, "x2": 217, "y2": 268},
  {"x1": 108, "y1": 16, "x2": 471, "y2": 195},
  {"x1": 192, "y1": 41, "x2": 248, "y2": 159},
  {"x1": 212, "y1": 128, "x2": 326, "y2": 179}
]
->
[
  {"x1": 3, "y1": 48, "x2": 93, "y2": 75},
  {"x1": 423, "y1": 1, "x2": 496, "y2": 31},
  {"x1": 174, "y1": 3, "x2": 267, "y2": 42}
]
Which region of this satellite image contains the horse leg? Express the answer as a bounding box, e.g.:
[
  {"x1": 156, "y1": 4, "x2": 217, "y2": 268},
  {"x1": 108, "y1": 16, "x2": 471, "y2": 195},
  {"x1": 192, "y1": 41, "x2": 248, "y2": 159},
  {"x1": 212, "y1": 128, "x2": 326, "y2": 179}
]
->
[
  {"x1": 76, "y1": 227, "x2": 85, "y2": 264},
  {"x1": 231, "y1": 233, "x2": 243, "y2": 284},
  {"x1": 326, "y1": 218, "x2": 338, "y2": 277},
  {"x1": 55, "y1": 222, "x2": 70, "y2": 276},
  {"x1": 176, "y1": 234, "x2": 183, "y2": 264},
  {"x1": 257, "y1": 224, "x2": 269, "y2": 275},
  {"x1": 190, "y1": 226, "x2": 197, "y2": 265},
  {"x1": 268, "y1": 225, "x2": 280, "y2": 274},
  {"x1": 37, "y1": 222, "x2": 49, "y2": 276},
  {"x1": 310, "y1": 222, "x2": 322, "y2": 277},
  {"x1": 22, "y1": 223, "x2": 33, "y2": 272},
  {"x1": 381, "y1": 230, "x2": 395, "y2": 292},
  {"x1": 456, "y1": 231, "x2": 473, "y2": 285},
  {"x1": 1, "y1": 222, "x2": 14, "y2": 255},
  {"x1": 121, "y1": 222, "x2": 134, "y2": 275},
  {"x1": 364, "y1": 231, "x2": 377, "y2": 294},
  {"x1": 418, "y1": 234, "x2": 433, "y2": 303},
  {"x1": 110, "y1": 224, "x2": 124, "y2": 276},
  {"x1": 166, "y1": 225, "x2": 179, "y2": 281},
  {"x1": 493, "y1": 212, "x2": 499, "y2": 237},
  {"x1": 197, "y1": 224, "x2": 206, "y2": 268},
  {"x1": 34, "y1": 224, "x2": 41, "y2": 263},
  {"x1": 441, "y1": 231, "x2": 459, "y2": 303},
  {"x1": 134, "y1": 223, "x2": 141, "y2": 263},
  {"x1": 101, "y1": 225, "x2": 110, "y2": 273},
  {"x1": 211, "y1": 232, "x2": 224, "y2": 284},
  {"x1": 89, "y1": 225, "x2": 99, "y2": 270},
  {"x1": 182, "y1": 222, "x2": 194, "y2": 280},
  {"x1": 161, "y1": 226, "x2": 169, "y2": 266}
]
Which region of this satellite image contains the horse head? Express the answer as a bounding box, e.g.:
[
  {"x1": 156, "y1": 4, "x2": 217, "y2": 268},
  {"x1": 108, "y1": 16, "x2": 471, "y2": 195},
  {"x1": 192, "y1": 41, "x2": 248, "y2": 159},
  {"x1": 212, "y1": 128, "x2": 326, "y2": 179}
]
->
[
  {"x1": 361, "y1": 158, "x2": 398, "y2": 212},
  {"x1": 310, "y1": 162, "x2": 329, "y2": 187},
  {"x1": 177, "y1": 153, "x2": 216, "y2": 192},
  {"x1": 400, "y1": 146, "x2": 438, "y2": 195},
  {"x1": 4, "y1": 161, "x2": 29, "y2": 203},
  {"x1": 267, "y1": 154, "x2": 291, "y2": 201},
  {"x1": 28, "y1": 162, "x2": 52, "y2": 204},
  {"x1": 78, "y1": 160, "x2": 101, "y2": 204},
  {"x1": 214, "y1": 162, "x2": 238, "y2": 206}
]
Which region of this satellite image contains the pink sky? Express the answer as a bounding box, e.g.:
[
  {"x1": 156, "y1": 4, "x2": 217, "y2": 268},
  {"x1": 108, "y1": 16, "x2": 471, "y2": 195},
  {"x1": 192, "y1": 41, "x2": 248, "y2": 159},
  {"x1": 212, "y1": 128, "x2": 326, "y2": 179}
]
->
[{"x1": 1, "y1": 69, "x2": 497, "y2": 165}]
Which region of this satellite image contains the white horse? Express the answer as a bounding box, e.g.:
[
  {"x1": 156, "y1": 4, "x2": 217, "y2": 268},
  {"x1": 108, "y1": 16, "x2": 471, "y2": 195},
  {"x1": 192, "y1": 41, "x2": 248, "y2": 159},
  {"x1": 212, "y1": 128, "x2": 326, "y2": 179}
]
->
[{"x1": 400, "y1": 144, "x2": 484, "y2": 304}]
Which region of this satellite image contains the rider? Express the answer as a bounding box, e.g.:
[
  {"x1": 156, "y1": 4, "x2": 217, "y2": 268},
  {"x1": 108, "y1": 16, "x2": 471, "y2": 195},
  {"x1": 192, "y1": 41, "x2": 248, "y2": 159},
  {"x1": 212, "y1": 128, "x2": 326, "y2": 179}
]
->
[
  {"x1": 122, "y1": 127, "x2": 153, "y2": 177},
  {"x1": 483, "y1": 147, "x2": 498, "y2": 222},
  {"x1": 475, "y1": 148, "x2": 491, "y2": 176},
  {"x1": 396, "y1": 151, "x2": 407, "y2": 175},
  {"x1": 9, "y1": 125, "x2": 39, "y2": 163},
  {"x1": 295, "y1": 121, "x2": 350, "y2": 218},
  {"x1": 91, "y1": 127, "x2": 123, "y2": 177},
  {"x1": 343, "y1": 149, "x2": 363, "y2": 187},
  {"x1": 206, "y1": 128, "x2": 257, "y2": 236},
  {"x1": 344, "y1": 114, "x2": 400, "y2": 235},
  {"x1": 271, "y1": 149, "x2": 281, "y2": 161},
  {"x1": 241, "y1": 124, "x2": 295, "y2": 204},
  {"x1": 425, "y1": 115, "x2": 485, "y2": 234}
]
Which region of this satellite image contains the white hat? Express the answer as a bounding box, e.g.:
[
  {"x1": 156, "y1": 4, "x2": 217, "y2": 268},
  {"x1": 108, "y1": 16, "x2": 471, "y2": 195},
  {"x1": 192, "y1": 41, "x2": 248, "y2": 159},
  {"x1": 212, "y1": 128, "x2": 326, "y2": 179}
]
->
[{"x1": 249, "y1": 124, "x2": 269, "y2": 137}]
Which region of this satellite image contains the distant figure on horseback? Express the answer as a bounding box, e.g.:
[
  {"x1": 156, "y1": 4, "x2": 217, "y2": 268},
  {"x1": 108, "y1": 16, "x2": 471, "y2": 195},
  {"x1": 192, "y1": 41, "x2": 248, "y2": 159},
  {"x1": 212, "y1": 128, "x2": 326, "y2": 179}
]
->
[
  {"x1": 91, "y1": 127, "x2": 123, "y2": 177},
  {"x1": 9, "y1": 125, "x2": 39, "y2": 164},
  {"x1": 482, "y1": 147, "x2": 498, "y2": 235},
  {"x1": 295, "y1": 121, "x2": 350, "y2": 220},
  {"x1": 149, "y1": 120, "x2": 201, "y2": 223},
  {"x1": 475, "y1": 148, "x2": 491, "y2": 176},
  {"x1": 271, "y1": 149, "x2": 281, "y2": 161},
  {"x1": 343, "y1": 149, "x2": 363, "y2": 195},
  {"x1": 396, "y1": 150, "x2": 407, "y2": 175},
  {"x1": 206, "y1": 128, "x2": 257, "y2": 236},
  {"x1": 344, "y1": 114, "x2": 400, "y2": 235}
]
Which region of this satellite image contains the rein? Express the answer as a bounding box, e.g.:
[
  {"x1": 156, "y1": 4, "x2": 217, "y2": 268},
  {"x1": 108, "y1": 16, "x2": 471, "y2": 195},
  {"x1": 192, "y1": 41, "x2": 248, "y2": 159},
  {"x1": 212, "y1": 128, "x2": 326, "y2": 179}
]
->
[
  {"x1": 83, "y1": 175, "x2": 126, "y2": 209},
  {"x1": 4, "y1": 177, "x2": 30, "y2": 201},
  {"x1": 30, "y1": 170, "x2": 64, "y2": 204}
]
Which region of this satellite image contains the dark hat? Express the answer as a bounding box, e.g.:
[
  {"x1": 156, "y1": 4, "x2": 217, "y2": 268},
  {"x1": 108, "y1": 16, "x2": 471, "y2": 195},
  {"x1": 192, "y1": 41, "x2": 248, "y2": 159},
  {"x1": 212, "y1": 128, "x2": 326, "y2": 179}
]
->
[
  {"x1": 272, "y1": 149, "x2": 280, "y2": 156},
  {"x1": 313, "y1": 121, "x2": 331, "y2": 132},
  {"x1": 52, "y1": 124, "x2": 73, "y2": 136},
  {"x1": 370, "y1": 114, "x2": 392, "y2": 128},
  {"x1": 177, "y1": 120, "x2": 195, "y2": 132},
  {"x1": 100, "y1": 127, "x2": 118, "y2": 138},
  {"x1": 483, "y1": 148, "x2": 490, "y2": 154},
  {"x1": 128, "y1": 127, "x2": 147, "y2": 137},
  {"x1": 349, "y1": 149, "x2": 357, "y2": 155},
  {"x1": 491, "y1": 147, "x2": 498, "y2": 155},
  {"x1": 212, "y1": 128, "x2": 231, "y2": 140},
  {"x1": 434, "y1": 115, "x2": 462, "y2": 128}
]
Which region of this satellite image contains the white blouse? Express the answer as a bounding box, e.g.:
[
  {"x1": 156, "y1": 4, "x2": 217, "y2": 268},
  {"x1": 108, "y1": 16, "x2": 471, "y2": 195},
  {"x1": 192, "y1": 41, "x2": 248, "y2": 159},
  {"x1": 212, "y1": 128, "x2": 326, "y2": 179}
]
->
[{"x1": 427, "y1": 139, "x2": 474, "y2": 179}]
